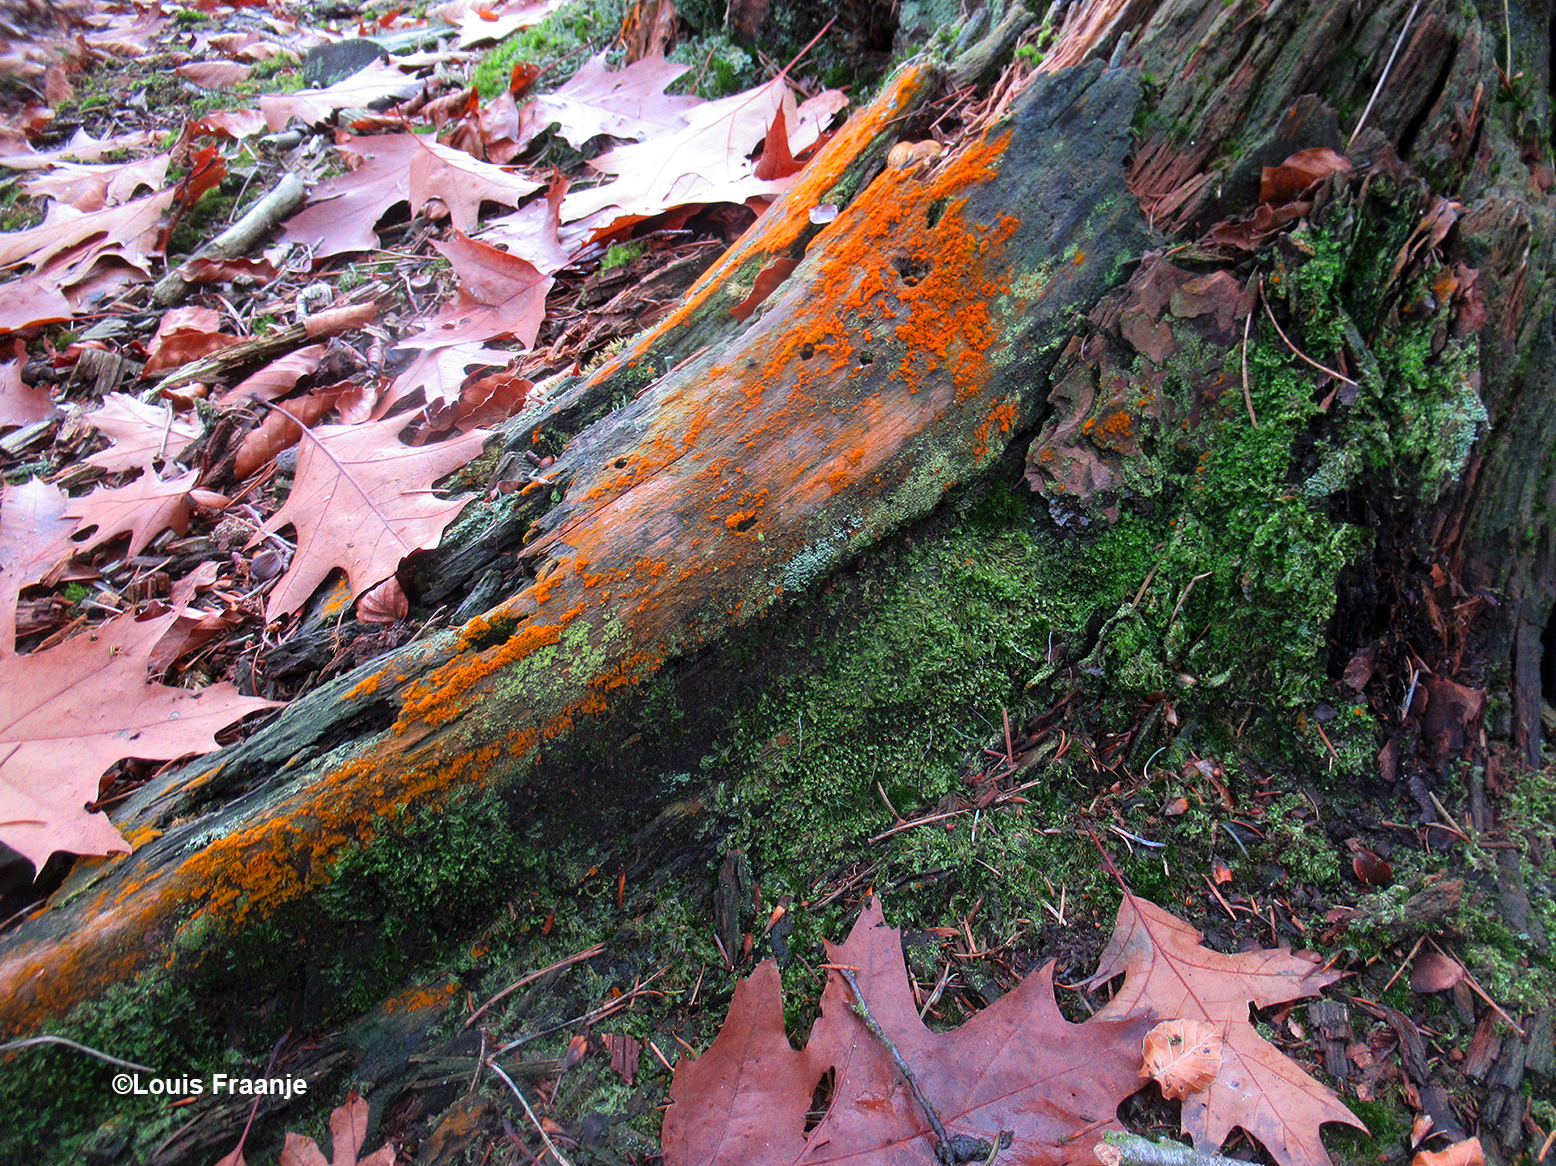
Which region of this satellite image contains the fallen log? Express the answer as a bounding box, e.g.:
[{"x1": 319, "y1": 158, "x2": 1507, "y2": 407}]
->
[{"x1": 0, "y1": 59, "x2": 1145, "y2": 1031}]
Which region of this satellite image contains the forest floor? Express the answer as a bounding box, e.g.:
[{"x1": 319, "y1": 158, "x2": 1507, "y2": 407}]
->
[{"x1": 0, "y1": 1, "x2": 1552, "y2": 1165}]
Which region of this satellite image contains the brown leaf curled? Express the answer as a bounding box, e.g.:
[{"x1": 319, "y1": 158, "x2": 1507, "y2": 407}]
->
[{"x1": 1142, "y1": 1018, "x2": 1223, "y2": 1100}]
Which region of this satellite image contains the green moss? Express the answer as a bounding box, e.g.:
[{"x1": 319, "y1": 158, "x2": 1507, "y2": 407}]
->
[
  {"x1": 470, "y1": 0, "x2": 629, "y2": 100},
  {"x1": 602, "y1": 240, "x2": 647, "y2": 271}
]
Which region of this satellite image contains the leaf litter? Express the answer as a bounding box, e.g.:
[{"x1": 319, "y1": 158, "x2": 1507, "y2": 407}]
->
[{"x1": 667, "y1": 894, "x2": 1361, "y2": 1166}]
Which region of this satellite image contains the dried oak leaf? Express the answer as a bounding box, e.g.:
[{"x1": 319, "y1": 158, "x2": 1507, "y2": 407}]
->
[
  {"x1": 1412, "y1": 1137, "x2": 1483, "y2": 1166},
  {"x1": 515, "y1": 50, "x2": 699, "y2": 153},
  {"x1": 0, "y1": 607, "x2": 279, "y2": 873},
  {"x1": 1086, "y1": 894, "x2": 1363, "y2": 1166},
  {"x1": 664, "y1": 897, "x2": 1151, "y2": 1166},
  {"x1": 0, "y1": 477, "x2": 76, "y2": 652},
  {"x1": 0, "y1": 336, "x2": 53, "y2": 426},
  {"x1": 215, "y1": 1092, "x2": 394, "y2": 1166},
  {"x1": 83, "y1": 392, "x2": 202, "y2": 471},
  {"x1": 1141, "y1": 1018, "x2": 1223, "y2": 1100},
  {"x1": 65, "y1": 467, "x2": 201, "y2": 559},
  {"x1": 0, "y1": 186, "x2": 175, "y2": 275},
  {"x1": 408, "y1": 136, "x2": 544, "y2": 234},
  {"x1": 260, "y1": 59, "x2": 425, "y2": 133},
  {"x1": 254, "y1": 415, "x2": 488, "y2": 618},
  {"x1": 275, "y1": 134, "x2": 421, "y2": 261},
  {"x1": 20, "y1": 152, "x2": 170, "y2": 211},
  {"x1": 142, "y1": 305, "x2": 240, "y2": 374}
]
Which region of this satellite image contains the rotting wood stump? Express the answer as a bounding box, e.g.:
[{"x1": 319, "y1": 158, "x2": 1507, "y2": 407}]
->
[{"x1": 0, "y1": 59, "x2": 1147, "y2": 1035}]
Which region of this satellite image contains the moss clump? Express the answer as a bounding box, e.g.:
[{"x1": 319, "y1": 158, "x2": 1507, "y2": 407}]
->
[{"x1": 470, "y1": 0, "x2": 629, "y2": 99}]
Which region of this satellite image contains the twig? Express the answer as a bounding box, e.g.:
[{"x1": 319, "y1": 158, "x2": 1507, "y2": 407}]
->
[
  {"x1": 153, "y1": 172, "x2": 309, "y2": 307},
  {"x1": 486, "y1": 1058, "x2": 575, "y2": 1166},
  {"x1": 463, "y1": 942, "x2": 608, "y2": 1029},
  {"x1": 1347, "y1": 0, "x2": 1421, "y2": 151},
  {"x1": 1240, "y1": 300, "x2": 1258, "y2": 426},
  {"x1": 0, "y1": 1034, "x2": 156, "y2": 1073},
  {"x1": 868, "y1": 806, "x2": 971, "y2": 843},
  {"x1": 1260, "y1": 275, "x2": 1357, "y2": 387},
  {"x1": 1097, "y1": 1129, "x2": 1255, "y2": 1166},
  {"x1": 837, "y1": 967, "x2": 957, "y2": 1166}
]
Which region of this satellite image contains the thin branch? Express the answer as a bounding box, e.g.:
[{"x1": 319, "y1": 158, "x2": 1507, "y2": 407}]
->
[
  {"x1": 1347, "y1": 0, "x2": 1421, "y2": 151},
  {"x1": 1240, "y1": 301, "x2": 1258, "y2": 426},
  {"x1": 463, "y1": 942, "x2": 608, "y2": 1030},
  {"x1": 1260, "y1": 276, "x2": 1357, "y2": 386},
  {"x1": 0, "y1": 1034, "x2": 156, "y2": 1073},
  {"x1": 837, "y1": 967, "x2": 956, "y2": 1166},
  {"x1": 486, "y1": 1058, "x2": 575, "y2": 1166}
]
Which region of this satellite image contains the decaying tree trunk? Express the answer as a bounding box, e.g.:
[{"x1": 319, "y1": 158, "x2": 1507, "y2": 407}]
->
[{"x1": 3, "y1": 0, "x2": 1554, "y2": 1156}]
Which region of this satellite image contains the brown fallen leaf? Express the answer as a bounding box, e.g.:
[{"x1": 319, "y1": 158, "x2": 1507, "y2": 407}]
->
[
  {"x1": 356, "y1": 575, "x2": 408, "y2": 624},
  {"x1": 20, "y1": 153, "x2": 170, "y2": 211},
  {"x1": 0, "y1": 186, "x2": 176, "y2": 276},
  {"x1": 1142, "y1": 1018, "x2": 1224, "y2": 1100},
  {"x1": 259, "y1": 59, "x2": 424, "y2": 133},
  {"x1": 0, "y1": 477, "x2": 76, "y2": 652},
  {"x1": 0, "y1": 336, "x2": 53, "y2": 426},
  {"x1": 0, "y1": 606, "x2": 280, "y2": 873},
  {"x1": 514, "y1": 50, "x2": 698, "y2": 153},
  {"x1": 176, "y1": 60, "x2": 251, "y2": 88},
  {"x1": 83, "y1": 392, "x2": 203, "y2": 472},
  {"x1": 254, "y1": 415, "x2": 490, "y2": 618},
  {"x1": 664, "y1": 897, "x2": 1151, "y2": 1166},
  {"x1": 232, "y1": 383, "x2": 357, "y2": 480},
  {"x1": 1409, "y1": 951, "x2": 1465, "y2": 993},
  {"x1": 141, "y1": 305, "x2": 239, "y2": 375},
  {"x1": 65, "y1": 466, "x2": 201, "y2": 559},
  {"x1": 214, "y1": 1092, "x2": 394, "y2": 1166},
  {"x1": 408, "y1": 136, "x2": 544, "y2": 234},
  {"x1": 1412, "y1": 1137, "x2": 1483, "y2": 1166},
  {"x1": 275, "y1": 133, "x2": 420, "y2": 261},
  {"x1": 1259, "y1": 147, "x2": 1352, "y2": 205},
  {"x1": 1087, "y1": 893, "x2": 1364, "y2": 1166},
  {"x1": 218, "y1": 343, "x2": 328, "y2": 405}
]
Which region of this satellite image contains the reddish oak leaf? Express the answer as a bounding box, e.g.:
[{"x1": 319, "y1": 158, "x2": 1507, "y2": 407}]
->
[
  {"x1": 408, "y1": 136, "x2": 543, "y2": 234},
  {"x1": 20, "y1": 152, "x2": 170, "y2": 211},
  {"x1": 1086, "y1": 894, "x2": 1363, "y2": 1166},
  {"x1": 260, "y1": 59, "x2": 424, "y2": 133},
  {"x1": 218, "y1": 343, "x2": 329, "y2": 405},
  {"x1": 0, "y1": 336, "x2": 53, "y2": 426},
  {"x1": 65, "y1": 467, "x2": 201, "y2": 558},
  {"x1": 664, "y1": 897, "x2": 1150, "y2": 1166},
  {"x1": 83, "y1": 392, "x2": 202, "y2": 471},
  {"x1": 142, "y1": 305, "x2": 239, "y2": 374},
  {"x1": 275, "y1": 134, "x2": 421, "y2": 261},
  {"x1": 515, "y1": 51, "x2": 698, "y2": 153},
  {"x1": 0, "y1": 477, "x2": 75, "y2": 652},
  {"x1": 255, "y1": 416, "x2": 489, "y2": 618},
  {"x1": 0, "y1": 607, "x2": 280, "y2": 873},
  {"x1": 380, "y1": 341, "x2": 515, "y2": 416},
  {"x1": 0, "y1": 186, "x2": 175, "y2": 275},
  {"x1": 177, "y1": 60, "x2": 252, "y2": 88}
]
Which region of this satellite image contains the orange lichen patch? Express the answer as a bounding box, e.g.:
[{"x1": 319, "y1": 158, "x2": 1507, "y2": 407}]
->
[
  {"x1": 725, "y1": 508, "x2": 759, "y2": 529},
  {"x1": 0, "y1": 716, "x2": 537, "y2": 1034},
  {"x1": 397, "y1": 618, "x2": 565, "y2": 731},
  {"x1": 382, "y1": 979, "x2": 460, "y2": 1015},
  {"x1": 344, "y1": 672, "x2": 381, "y2": 701},
  {"x1": 644, "y1": 61, "x2": 942, "y2": 343},
  {"x1": 121, "y1": 825, "x2": 164, "y2": 849}
]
